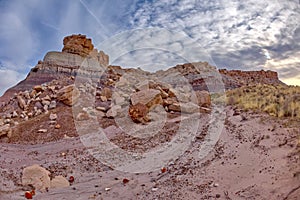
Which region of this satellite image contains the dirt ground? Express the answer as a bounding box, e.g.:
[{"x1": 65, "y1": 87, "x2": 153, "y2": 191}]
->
[{"x1": 0, "y1": 106, "x2": 299, "y2": 200}]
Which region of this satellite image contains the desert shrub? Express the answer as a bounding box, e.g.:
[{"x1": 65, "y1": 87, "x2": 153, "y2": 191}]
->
[{"x1": 226, "y1": 84, "x2": 300, "y2": 118}]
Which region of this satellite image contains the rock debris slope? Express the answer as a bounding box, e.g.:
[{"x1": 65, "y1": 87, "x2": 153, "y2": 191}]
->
[{"x1": 0, "y1": 34, "x2": 298, "y2": 200}]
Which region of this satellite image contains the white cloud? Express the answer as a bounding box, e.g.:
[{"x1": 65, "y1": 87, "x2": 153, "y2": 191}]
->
[
  {"x1": 128, "y1": 0, "x2": 300, "y2": 84},
  {"x1": 0, "y1": 68, "x2": 26, "y2": 95}
]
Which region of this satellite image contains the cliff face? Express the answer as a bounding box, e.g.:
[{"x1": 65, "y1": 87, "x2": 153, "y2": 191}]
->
[{"x1": 219, "y1": 69, "x2": 282, "y2": 89}]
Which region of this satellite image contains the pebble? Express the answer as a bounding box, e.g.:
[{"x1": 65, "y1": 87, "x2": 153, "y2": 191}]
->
[
  {"x1": 37, "y1": 129, "x2": 47, "y2": 133},
  {"x1": 213, "y1": 183, "x2": 219, "y2": 187}
]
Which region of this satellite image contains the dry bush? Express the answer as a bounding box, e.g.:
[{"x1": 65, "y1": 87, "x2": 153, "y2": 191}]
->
[{"x1": 226, "y1": 84, "x2": 300, "y2": 118}]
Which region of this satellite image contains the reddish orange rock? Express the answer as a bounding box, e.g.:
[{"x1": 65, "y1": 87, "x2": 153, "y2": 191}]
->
[
  {"x1": 123, "y1": 178, "x2": 129, "y2": 184},
  {"x1": 25, "y1": 191, "x2": 33, "y2": 199},
  {"x1": 62, "y1": 34, "x2": 94, "y2": 57},
  {"x1": 69, "y1": 176, "x2": 75, "y2": 183}
]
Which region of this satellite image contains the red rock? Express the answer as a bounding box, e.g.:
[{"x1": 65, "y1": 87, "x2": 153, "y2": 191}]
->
[
  {"x1": 128, "y1": 103, "x2": 149, "y2": 123},
  {"x1": 69, "y1": 176, "x2": 75, "y2": 183},
  {"x1": 62, "y1": 34, "x2": 94, "y2": 57},
  {"x1": 123, "y1": 178, "x2": 129, "y2": 184},
  {"x1": 25, "y1": 191, "x2": 33, "y2": 199}
]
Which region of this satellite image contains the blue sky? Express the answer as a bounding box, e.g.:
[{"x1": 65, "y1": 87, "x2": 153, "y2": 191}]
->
[{"x1": 0, "y1": 0, "x2": 299, "y2": 95}]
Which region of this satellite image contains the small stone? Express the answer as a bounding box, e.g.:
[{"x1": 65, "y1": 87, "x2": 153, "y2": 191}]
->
[
  {"x1": 105, "y1": 187, "x2": 111, "y2": 191},
  {"x1": 123, "y1": 178, "x2": 129, "y2": 184},
  {"x1": 161, "y1": 167, "x2": 167, "y2": 173},
  {"x1": 49, "y1": 100, "x2": 57, "y2": 109},
  {"x1": 34, "y1": 101, "x2": 43, "y2": 109},
  {"x1": 49, "y1": 113, "x2": 57, "y2": 121},
  {"x1": 100, "y1": 96, "x2": 108, "y2": 102},
  {"x1": 43, "y1": 105, "x2": 48, "y2": 112},
  {"x1": 216, "y1": 194, "x2": 221, "y2": 198},
  {"x1": 42, "y1": 100, "x2": 50, "y2": 106},
  {"x1": 25, "y1": 191, "x2": 33, "y2": 199},
  {"x1": 76, "y1": 112, "x2": 90, "y2": 121},
  {"x1": 213, "y1": 183, "x2": 219, "y2": 187},
  {"x1": 55, "y1": 124, "x2": 61, "y2": 129},
  {"x1": 27, "y1": 112, "x2": 33, "y2": 118},
  {"x1": 106, "y1": 105, "x2": 121, "y2": 118},
  {"x1": 152, "y1": 187, "x2": 158, "y2": 192},
  {"x1": 33, "y1": 85, "x2": 44, "y2": 92},
  {"x1": 35, "y1": 109, "x2": 42, "y2": 116},
  {"x1": 12, "y1": 111, "x2": 18, "y2": 118},
  {"x1": 43, "y1": 95, "x2": 51, "y2": 101},
  {"x1": 69, "y1": 176, "x2": 75, "y2": 183},
  {"x1": 96, "y1": 106, "x2": 107, "y2": 112},
  {"x1": 37, "y1": 129, "x2": 47, "y2": 133}
]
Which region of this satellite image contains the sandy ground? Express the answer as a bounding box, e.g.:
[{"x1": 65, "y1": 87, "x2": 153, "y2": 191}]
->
[{"x1": 0, "y1": 106, "x2": 299, "y2": 200}]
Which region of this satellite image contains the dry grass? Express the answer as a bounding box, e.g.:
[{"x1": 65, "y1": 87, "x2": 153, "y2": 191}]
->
[{"x1": 226, "y1": 84, "x2": 300, "y2": 118}]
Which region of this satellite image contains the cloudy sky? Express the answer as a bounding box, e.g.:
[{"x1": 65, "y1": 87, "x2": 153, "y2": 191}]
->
[{"x1": 0, "y1": 0, "x2": 299, "y2": 95}]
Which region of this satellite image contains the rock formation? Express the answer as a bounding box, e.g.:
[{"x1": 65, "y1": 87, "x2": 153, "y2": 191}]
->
[
  {"x1": 62, "y1": 34, "x2": 109, "y2": 66},
  {"x1": 62, "y1": 34, "x2": 94, "y2": 57}
]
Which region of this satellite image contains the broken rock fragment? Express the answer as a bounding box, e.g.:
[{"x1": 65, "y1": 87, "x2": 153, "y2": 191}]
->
[{"x1": 57, "y1": 85, "x2": 80, "y2": 106}]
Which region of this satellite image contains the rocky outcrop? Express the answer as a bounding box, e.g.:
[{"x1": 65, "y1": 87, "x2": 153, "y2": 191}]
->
[
  {"x1": 219, "y1": 69, "x2": 282, "y2": 89},
  {"x1": 62, "y1": 34, "x2": 94, "y2": 57},
  {"x1": 62, "y1": 34, "x2": 109, "y2": 66}
]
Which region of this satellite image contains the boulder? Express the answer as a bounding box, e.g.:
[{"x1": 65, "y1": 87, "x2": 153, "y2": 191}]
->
[
  {"x1": 57, "y1": 85, "x2": 80, "y2": 106},
  {"x1": 168, "y1": 103, "x2": 181, "y2": 112},
  {"x1": 33, "y1": 85, "x2": 44, "y2": 92},
  {"x1": 130, "y1": 89, "x2": 163, "y2": 109},
  {"x1": 128, "y1": 103, "x2": 150, "y2": 123},
  {"x1": 106, "y1": 105, "x2": 122, "y2": 118},
  {"x1": 0, "y1": 124, "x2": 12, "y2": 138},
  {"x1": 181, "y1": 102, "x2": 199, "y2": 113},
  {"x1": 17, "y1": 95, "x2": 27, "y2": 110},
  {"x1": 195, "y1": 90, "x2": 211, "y2": 107},
  {"x1": 50, "y1": 176, "x2": 70, "y2": 189},
  {"x1": 22, "y1": 164, "x2": 51, "y2": 192},
  {"x1": 101, "y1": 87, "x2": 112, "y2": 99}
]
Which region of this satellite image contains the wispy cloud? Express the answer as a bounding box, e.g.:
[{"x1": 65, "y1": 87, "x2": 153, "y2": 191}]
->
[
  {"x1": 0, "y1": 0, "x2": 299, "y2": 96},
  {"x1": 129, "y1": 0, "x2": 300, "y2": 85}
]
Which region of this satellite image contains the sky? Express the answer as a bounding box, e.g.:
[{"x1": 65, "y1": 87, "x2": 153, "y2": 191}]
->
[{"x1": 0, "y1": 0, "x2": 299, "y2": 95}]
